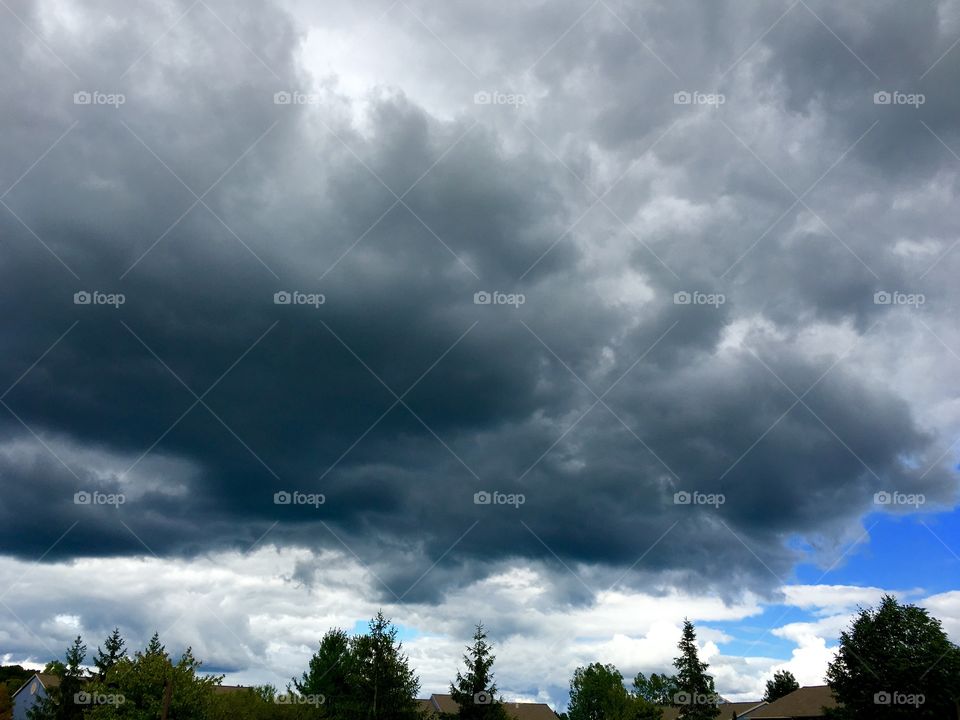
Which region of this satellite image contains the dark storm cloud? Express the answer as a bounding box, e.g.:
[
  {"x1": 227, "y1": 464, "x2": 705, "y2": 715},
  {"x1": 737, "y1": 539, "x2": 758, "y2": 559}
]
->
[{"x1": 0, "y1": 0, "x2": 957, "y2": 605}]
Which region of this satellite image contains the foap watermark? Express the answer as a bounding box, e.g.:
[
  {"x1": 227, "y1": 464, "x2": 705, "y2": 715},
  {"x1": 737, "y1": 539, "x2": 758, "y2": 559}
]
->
[
  {"x1": 274, "y1": 490, "x2": 325, "y2": 508},
  {"x1": 674, "y1": 490, "x2": 725, "y2": 508},
  {"x1": 873, "y1": 91, "x2": 925, "y2": 108},
  {"x1": 674, "y1": 290, "x2": 724, "y2": 307},
  {"x1": 275, "y1": 694, "x2": 325, "y2": 706},
  {"x1": 74, "y1": 90, "x2": 125, "y2": 108},
  {"x1": 473, "y1": 691, "x2": 493, "y2": 705},
  {"x1": 74, "y1": 290, "x2": 125, "y2": 308},
  {"x1": 874, "y1": 490, "x2": 925, "y2": 509},
  {"x1": 74, "y1": 490, "x2": 126, "y2": 508},
  {"x1": 74, "y1": 692, "x2": 125, "y2": 706},
  {"x1": 874, "y1": 290, "x2": 924, "y2": 308},
  {"x1": 874, "y1": 691, "x2": 925, "y2": 708},
  {"x1": 474, "y1": 290, "x2": 525, "y2": 307},
  {"x1": 274, "y1": 290, "x2": 325, "y2": 307},
  {"x1": 674, "y1": 691, "x2": 722, "y2": 707},
  {"x1": 474, "y1": 490, "x2": 525, "y2": 508},
  {"x1": 474, "y1": 90, "x2": 526, "y2": 108},
  {"x1": 674, "y1": 90, "x2": 725, "y2": 107},
  {"x1": 274, "y1": 90, "x2": 321, "y2": 105}
]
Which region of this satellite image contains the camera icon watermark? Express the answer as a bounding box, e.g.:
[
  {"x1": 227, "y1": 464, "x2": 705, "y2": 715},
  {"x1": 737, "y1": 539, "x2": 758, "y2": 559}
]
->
[
  {"x1": 275, "y1": 694, "x2": 325, "y2": 705},
  {"x1": 73, "y1": 90, "x2": 125, "y2": 108},
  {"x1": 473, "y1": 290, "x2": 525, "y2": 307},
  {"x1": 74, "y1": 490, "x2": 126, "y2": 508},
  {"x1": 474, "y1": 490, "x2": 525, "y2": 508},
  {"x1": 673, "y1": 290, "x2": 724, "y2": 307},
  {"x1": 873, "y1": 290, "x2": 924, "y2": 308},
  {"x1": 273, "y1": 490, "x2": 325, "y2": 508},
  {"x1": 674, "y1": 90, "x2": 725, "y2": 107},
  {"x1": 873, "y1": 490, "x2": 925, "y2": 509},
  {"x1": 674, "y1": 490, "x2": 725, "y2": 508},
  {"x1": 274, "y1": 90, "x2": 321, "y2": 105},
  {"x1": 473, "y1": 691, "x2": 493, "y2": 704},
  {"x1": 874, "y1": 690, "x2": 924, "y2": 707},
  {"x1": 274, "y1": 290, "x2": 325, "y2": 307},
  {"x1": 674, "y1": 691, "x2": 721, "y2": 706},
  {"x1": 74, "y1": 692, "x2": 125, "y2": 706},
  {"x1": 873, "y1": 90, "x2": 925, "y2": 108},
  {"x1": 473, "y1": 90, "x2": 526, "y2": 107},
  {"x1": 74, "y1": 290, "x2": 125, "y2": 308}
]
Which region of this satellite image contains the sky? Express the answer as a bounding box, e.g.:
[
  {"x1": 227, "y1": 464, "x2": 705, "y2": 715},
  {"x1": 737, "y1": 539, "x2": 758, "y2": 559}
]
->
[{"x1": 1, "y1": 0, "x2": 959, "y2": 712}]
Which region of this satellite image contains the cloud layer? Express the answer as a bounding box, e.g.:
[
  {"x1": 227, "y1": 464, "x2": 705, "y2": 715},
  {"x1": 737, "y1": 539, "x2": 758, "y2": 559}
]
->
[{"x1": 2, "y1": 0, "x2": 960, "y2": 708}]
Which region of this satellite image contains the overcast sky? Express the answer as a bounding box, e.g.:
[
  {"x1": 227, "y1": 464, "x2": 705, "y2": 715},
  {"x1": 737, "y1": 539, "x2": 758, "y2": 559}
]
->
[{"x1": 1, "y1": 0, "x2": 960, "y2": 711}]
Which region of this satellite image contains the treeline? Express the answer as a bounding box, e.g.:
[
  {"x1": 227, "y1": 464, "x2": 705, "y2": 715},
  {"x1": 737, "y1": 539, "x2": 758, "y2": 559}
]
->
[{"x1": 10, "y1": 595, "x2": 960, "y2": 720}]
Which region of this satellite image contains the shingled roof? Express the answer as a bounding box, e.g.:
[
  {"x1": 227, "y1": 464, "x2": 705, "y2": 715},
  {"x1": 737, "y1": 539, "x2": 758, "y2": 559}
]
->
[
  {"x1": 660, "y1": 700, "x2": 767, "y2": 719},
  {"x1": 419, "y1": 693, "x2": 559, "y2": 719},
  {"x1": 12, "y1": 672, "x2": 61, "y2": 698},
  {"x1": 750, "y1": 686, "x2": 838, "y2": 718}
]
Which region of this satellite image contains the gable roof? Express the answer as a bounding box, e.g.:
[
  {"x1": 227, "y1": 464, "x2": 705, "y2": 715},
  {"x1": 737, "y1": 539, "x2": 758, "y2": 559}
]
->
[
  {"x1": 717, "y1": 701, "x2": 768, "y2": 718},
  {"x1": 12, "y1": 672, "x2": 61, "y2": 699},
  {"x1": 750, "y1": 686, "x2": 838, "y2": 718},
  {"x1": 420, "y1": 693, "x2": 559, "y2": 719},
  {"x1": 660, "y1": 700, "x2": 767, "y2": 720}
]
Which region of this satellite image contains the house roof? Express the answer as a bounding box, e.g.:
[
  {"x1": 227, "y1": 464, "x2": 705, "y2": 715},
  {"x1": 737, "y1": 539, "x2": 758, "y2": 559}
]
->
[
  {"x1": 750, "y1": 686, "x2": 838, "y2": 718},
  {"x1": 420, "y1": 693, "x2": 559, "y2": 719},
  {"x1": 12, "y1": 672, "x2": 61, "y2": 698},
  {"x1": 660, "y1": 700, "x2": 767, "y2": 720}
]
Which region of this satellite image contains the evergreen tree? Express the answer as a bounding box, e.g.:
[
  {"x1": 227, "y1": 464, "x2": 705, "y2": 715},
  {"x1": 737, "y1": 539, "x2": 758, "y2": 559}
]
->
[
  {"x1": 294, "y1": 627, "x2": 353, "y2": 715},
  {"x1": 28, "y1": 636, "x2": 87, "y2": 720},
  {"x1": 762, "y1": 670, "x2": 799, "y2": 703},
  {"x1": 448, "y1": 623, "x2": 508, "y2": 719},
  {"x1": 348, "y1": 611, "x2": 421, "y2": 720},
  {"x1": 144, "y1": 633, "x2": 165, "y2": 657},
  {"x1": 94, "y1": 629, "x2": 127, "y2": 680},
  {"x1": 84, "y1": 637, "x2": 220, "y2": 720},
  {"x1": 673, "y1": 620, "x2": 719, "y2": 720}
]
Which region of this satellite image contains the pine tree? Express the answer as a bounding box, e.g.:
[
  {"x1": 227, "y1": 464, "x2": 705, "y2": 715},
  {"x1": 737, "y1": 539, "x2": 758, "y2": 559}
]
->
[
  {"x1": 673, "y1": 620, "x2": 719, "y2": 720},
  {"x1": 28, "y1": 636, "x2": 87, "y2": 720},
  {"x1": 144, "y1": 632, "x2": 165, "y2": 657},
  {"x1": 449, "y1": 623, "x2": 508, "y2": 719},
  {"x1": 294, "y1": 627, "x2": 353, "y2": 715},
  {"x1": 349, "y1": 611, "x2": 421, "y2": 719},
  {"x1": 93, "y1": 628, "x2": 127, "y2": 680}
]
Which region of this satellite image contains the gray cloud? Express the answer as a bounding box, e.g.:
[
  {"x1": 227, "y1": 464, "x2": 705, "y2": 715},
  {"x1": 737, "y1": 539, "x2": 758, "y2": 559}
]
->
[{"x1": 0, "y1": 0, "x2": 958, "y2": 632}]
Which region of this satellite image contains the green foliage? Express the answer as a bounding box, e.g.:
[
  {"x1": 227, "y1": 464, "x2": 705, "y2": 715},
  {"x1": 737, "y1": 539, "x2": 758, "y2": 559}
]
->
[
  {"x1": 825, "y1": 594, "x2": 960, "y2": 719},
  {"x1": 0, "y1": 665, "x2": 33, "y2": 696},
  {"x1": 673, "y1": 620, "x2": 719, "y2": 720},
  {"x1": 296, "y1": 611, "x2": 421, "y2": 720},
  {"x1": 0, "y1": 684, "x2": 12, "y2": 720},
  {"x1": 448, "y1": 623, "x2": 508, "y2": 720},
  {"x1": 633, "y1": 672, "x2": 678, "y2": 705},
  {"x1": 349, "y1": 611, "x2": 421, "y2": 719},
  {"x1": 43, "y1": 662, "x2": 66, "y2": 676},
  {"x1": 762, "y1": 670, "x2": 798, "y2": 703},
  {"x1": 94, "y1": 629, "x2": 127, "y2": 680},
  {"x1": 83, "y1": 636, "x2": 221, "y2": 720},
  {"x1": 295, "y1": 627, "x2": 352, "y2": 715},
  {"x1": 566, "y1": 663, "x2": 658, "y2": 720},
  {"x1": 208, "y1": 685, "x2": 320, "y2": 720},
  {"x1": 26, "y1": 636, "x2": 88, "y2": 720}
]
